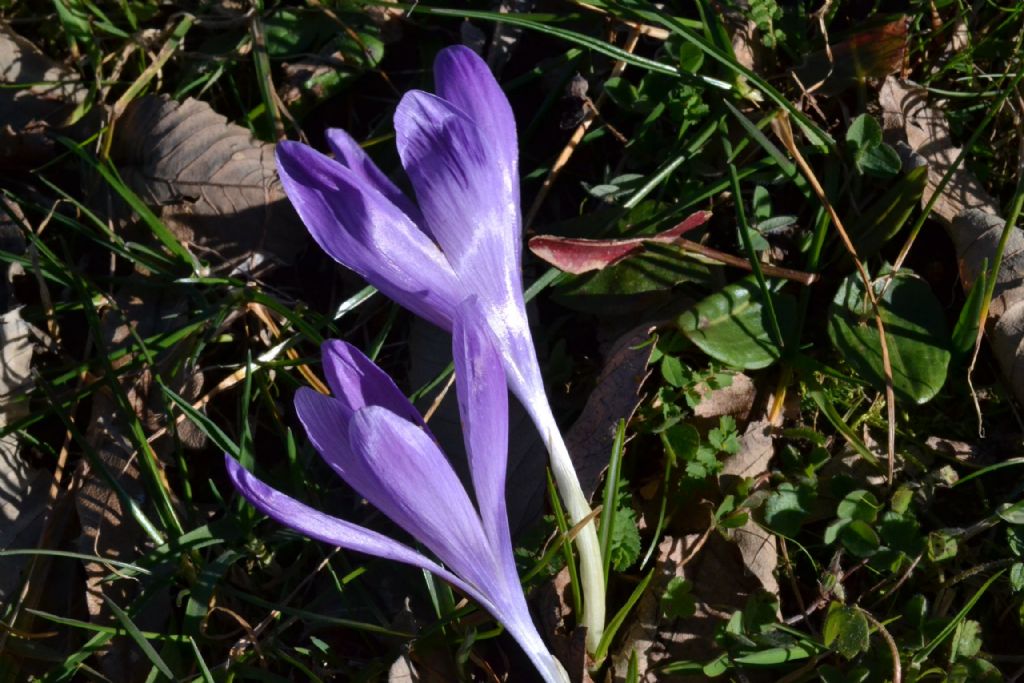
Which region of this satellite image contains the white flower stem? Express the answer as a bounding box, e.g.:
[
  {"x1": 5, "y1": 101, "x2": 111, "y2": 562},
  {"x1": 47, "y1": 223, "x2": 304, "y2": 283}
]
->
[{"x1": 543, "y1": 416, "x2": 605, "y2": 655}]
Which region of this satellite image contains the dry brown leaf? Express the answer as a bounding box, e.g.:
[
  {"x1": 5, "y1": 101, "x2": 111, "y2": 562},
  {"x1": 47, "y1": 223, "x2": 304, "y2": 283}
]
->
[
  {"x1": 720, "y1": 419, "x2": 778, "y2": 596},
  {"x1": 692, "y1": 372, "x2": 756, "y2": 420},
  {"x1": 533, "y1": 567, "x2": 596, "y2": 683},
  {"x1": 611, "y1": 533, "x2": 765, "y2": 682},
  {"x1": 109, "y1": 95, "x2": 306, "y2": 268},
  {"x1": 279, "y1": 53, "x2": 345, "y2": 107},
  {"x1": 878, "y1": 77, "x2": 999, "y2": 224},
  {"x1": 0, "y1": 307, "x2": 47, "y2": 601},
  {"x1": 794, "y1": 20, "x2": 909, "y2": 96},
  {"x1": 75, "y1": 286, "x2": 203, "y2": 679},
  {"x1": 720, "y1": 418, "x2": 774, "y2": 482},
  {"x1": 0, "y1": 23, "x2": 91, "y2": 167},
  {"x1": 566, "y1": 324, "x2": 656, "y2": 500}
]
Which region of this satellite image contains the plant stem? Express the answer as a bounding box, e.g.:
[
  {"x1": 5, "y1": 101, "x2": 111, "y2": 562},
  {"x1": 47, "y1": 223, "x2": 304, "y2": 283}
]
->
[{"x1": 540, "y1": 410, "x2": 606, "y2": 655}]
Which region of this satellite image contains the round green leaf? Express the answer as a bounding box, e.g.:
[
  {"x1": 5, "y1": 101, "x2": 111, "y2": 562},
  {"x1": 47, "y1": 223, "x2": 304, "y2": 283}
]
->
[
  {"x1": 824, "y1": 602, "x2": 871, "y2": 659},
  {"x1": 837, "y1": 489, "x2": 880, "y2": 523},
  {"x1": 827, "y1": 270, "x2": 951, "y2": 404},
  {"x1": 678, "y1": 277, "x2": 796, "y2": 369},
  {"x1": 840, "y1": 520, "x2": 880, "y2": 557}
]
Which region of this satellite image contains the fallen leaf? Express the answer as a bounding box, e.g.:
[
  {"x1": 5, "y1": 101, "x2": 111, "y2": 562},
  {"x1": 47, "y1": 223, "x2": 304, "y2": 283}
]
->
[
  {"x1": 793, "y1": 19, "x2": 909, "y2": 96},
  {"x1": 529, "y1": 211, "x2": 711, "y2": 275},
  {"x1": 75, "y1": 285, "x2": 203, "y2": 680},
  {"x1": 0, "y1": 307, "x2": 47, "y2": 601},
  {"x1": 720, "y1": 418, "x2": 774, "y2": 482},
  {"x1": 0, "y1": 22, "x2": 92, "y2": 168},
  {"x1": 720, "y1": 420, "x2": 778, "y2": 597},
  {"x1": 611, "y1": 532, "x2": 764, "y2": 682},
  {"x1": 533, "y1": 567, "x2": 596, "y2": 683},
  {"x1": 109, "y1": 96, "x2": 306, "y2": 269},
  {"x1": 566, "y1": 323, "x2": 656, "y2": 500},
  {"x1": 878, "y1": 77, "x2": 999, "y2": 224},
  {"x1": 692, "y1": 372, "x2": 756, "y2": 419},
  {"x1": 388, "y1": 655, "x2": 420, "y2": 682}
]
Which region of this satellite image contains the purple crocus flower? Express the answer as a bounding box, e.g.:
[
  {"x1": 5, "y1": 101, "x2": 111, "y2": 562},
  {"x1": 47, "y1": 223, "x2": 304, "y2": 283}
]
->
[
  {"x1": 226, "y1": 299, "x2": 568, "y2": 683},
  {"x1": 276, "y1": 44, "x2": 606, "y2": 650}
]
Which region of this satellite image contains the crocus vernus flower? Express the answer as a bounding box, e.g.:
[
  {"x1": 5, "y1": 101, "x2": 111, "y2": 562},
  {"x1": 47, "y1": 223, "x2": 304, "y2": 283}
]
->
[
  {"x1": 226, "y1": 299, "x2": 568, "y2": 683},
  {"x1": 276, "y1": 45, "x2": 606, "y2": 648}
]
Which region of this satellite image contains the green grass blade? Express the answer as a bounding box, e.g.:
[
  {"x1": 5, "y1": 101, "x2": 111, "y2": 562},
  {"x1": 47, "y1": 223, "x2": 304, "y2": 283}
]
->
[
  {"x1": 99, "y1": 595, "x2": 176, "y2": 680},
  {"x1": 594, "y1": 568, "x2": 655, "y2": 661},
  {"x1": 599, "y1": 420, "x2": 627, "y2": 584}
]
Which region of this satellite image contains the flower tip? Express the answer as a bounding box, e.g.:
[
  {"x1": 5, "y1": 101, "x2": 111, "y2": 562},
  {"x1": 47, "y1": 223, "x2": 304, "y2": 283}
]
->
[
  {"x1": 223, "y1": 454, "x2": 251, "y2": 495},
  {"x1": 274, "y1": 139, "x2": 302, "y2": 165},
  {"x1": 437, "y1": 43, "x2": 483, "y2": 63}
]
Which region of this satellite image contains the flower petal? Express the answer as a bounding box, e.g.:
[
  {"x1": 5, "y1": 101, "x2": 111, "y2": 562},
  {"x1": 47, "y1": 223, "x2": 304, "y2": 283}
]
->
[
  {"x1": 294, "y1": 387, "x2": 381, "y2": 498},
  {"x1": 393, "y1": 91, "x2": 522, "y2": 311},
  {"x1": 227, "y1": 455, "x2": 568, "y2": 683},
  {"x1": 346, "y1": 405, "x2": 498, "y2": 591},
  {"x1": 320, "y1": 340, "x2": 422, "y2": 426},
  {"x1": 324, "y1": 128, "x2": 424, "y2": 227},
  {"x1": 224, "y1": 455, "x2": 484, "y2": 606},
  {"x1": 276, "y1": 141, "x2": 459, "y2": 329},
  {"x1": 432, "y1": 46, "x2": 518, "y2": 189},
  {"x1": 452, "y1": 298, "x2": 510, "y2": 555}
]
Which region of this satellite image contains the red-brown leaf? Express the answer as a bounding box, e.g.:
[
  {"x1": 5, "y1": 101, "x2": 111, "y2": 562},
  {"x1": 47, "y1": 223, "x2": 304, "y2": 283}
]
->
[{"x1": 529, "y1": 210, "x2": 711, "y2": 275}]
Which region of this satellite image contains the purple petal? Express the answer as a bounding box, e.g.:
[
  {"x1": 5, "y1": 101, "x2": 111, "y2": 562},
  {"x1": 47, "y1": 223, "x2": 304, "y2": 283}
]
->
[
  {"x1": 346, "y1": 405, "x2": 499, "y2": 591},
  {"x1": 433, "y1": 46, "x2": 518, "y2": 190},
  {"x1": 224, "y1": 455, "x2": 486, "y2": 607},
  {"x1": 393, "y1": 91, "x2": 522, "y2": 312},
  {"x1": 296, "y1": 389, "x2": 461, "y2": 562},
  {"x1": 294, "y1": 387, "x2": 381, "y2": 497},
  {"x1": 324, "y1": 128, "x2": 425, "y2": 228},
  {"x1": 320, "y1": 340, "x2": 422, "y2": 426},
  {"x1": 227, "y1": 455, "x2": 567, "y2": 683},
  {"x1": 452, "y1": 298, "x2": 511, "y2": 556},
  {"x1": 276, "y1": 141, "x2": 459, "y2": 330}
]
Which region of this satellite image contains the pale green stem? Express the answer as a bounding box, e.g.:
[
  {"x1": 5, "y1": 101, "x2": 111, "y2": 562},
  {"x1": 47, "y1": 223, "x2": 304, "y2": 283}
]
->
[{"x1": 539, "y1": 410, "x2": 605, "y2": 654}]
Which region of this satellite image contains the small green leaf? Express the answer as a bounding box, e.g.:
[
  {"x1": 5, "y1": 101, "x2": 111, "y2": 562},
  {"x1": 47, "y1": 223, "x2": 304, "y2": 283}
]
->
[
  {"x1": 878, "y1": 511, "x2": 924, "y2": 555},
  {"x1": 827, "y1": 269, "x2": 951, "y2": 404},
  {"x1": 733, "y1": 644, "x2": 815, "y2": 665},
  {"x1": 661, "y1": 355, "x2": 688, "y2": 387},
  {"x1": 678, "y1": 277, "x2": 797, "y2": 370},
  {"x1": 708, "y1": 415, "x2": 740, "y2": 454},
  {"x1": 858, "y1": 143, "x2": 902, "y2": 178},
  {"x1": 847, "y1": 114, "x2": 901, "y2": 178},
  {"x1": 662, "y1": 423, "x2": 700, "y2": 466},
  {"x1": 823, "y1": 602, "x2": 871, "y2": 659},
  {"x1": 1011, "y1": 563, "x2": 1024, "y2": 592},
  {"x1": 662, "y1": 577, "x2": 696, "y2": 619},
  {"x1": 927, "y1": 530, "x2": 958, "y2": 562},
  {"x1": 951, "y1": 261, "x2": 989, "y2": 363},
  {"x1": 609, "y1": 480, "x2": 642, "y2": 572},
  {"x1": 764, "y1": 482, "x2": 812, "y2": 537},
  {"x1": 997, "y1": 499, "x2": 1024, "y2": 525},
  {"x1": 678, "y1": 43, "x2": 704, "y2": 73},
  {"x1": 702, "y1": 653, "x2": 729, "y2": 677},
  {"x1": 824, "y1": 519, "x2": 847, "y2": 546},
  {"x1": 951, "y1": 619, "x2": 982, "y2": 659},
  {"x1": 840, "y1": 520, "x2": 880, "y2": 557},
  {"x1": 847, "y1": 113, "x2": 883, "y2": 149},
  {"x1": 837, "y1": 490, "x2": 881, "y2": 523},
  {"x1": 903, "y1": 594, "x2": 928, "y2": 633}
]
